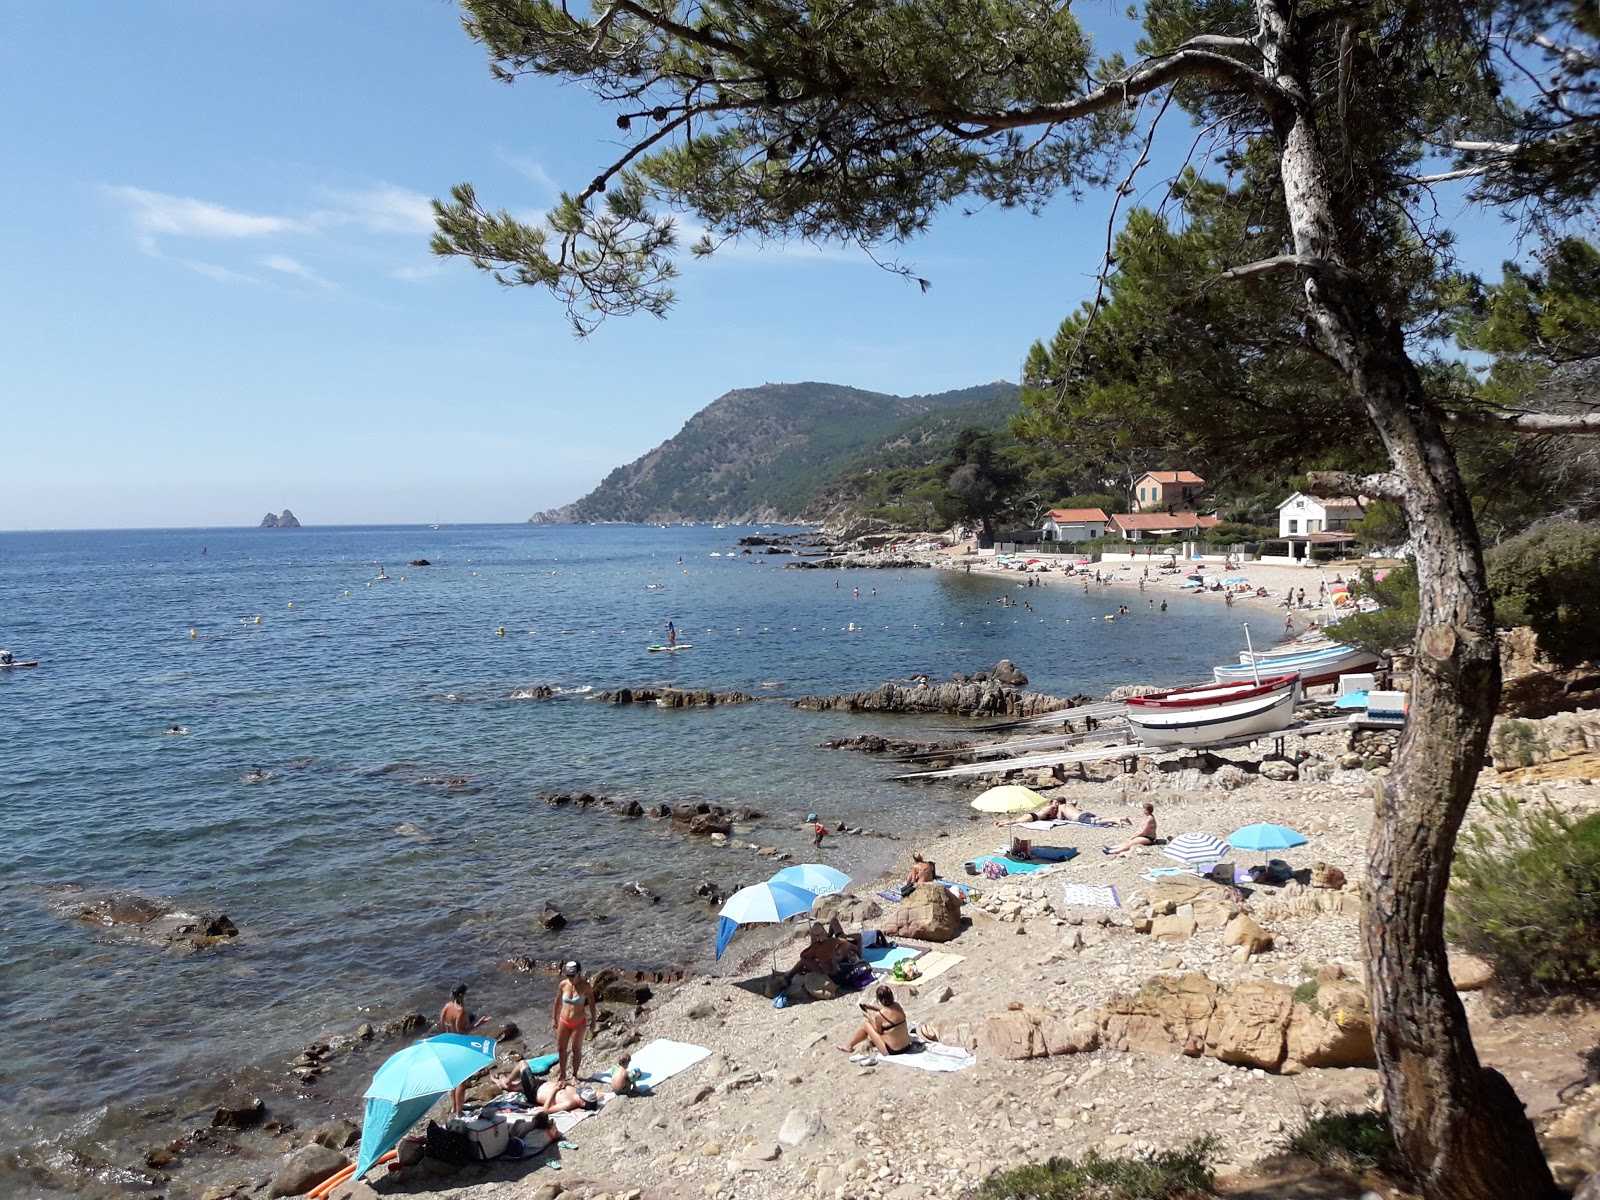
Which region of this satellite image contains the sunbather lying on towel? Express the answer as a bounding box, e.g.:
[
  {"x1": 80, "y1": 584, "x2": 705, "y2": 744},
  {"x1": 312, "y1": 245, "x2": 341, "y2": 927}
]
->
[
  {"x1": 532, "y1": 1079, "x2": 602, "y2": 1117},
  {"x1": 838, "y1": 986, "x2": 914, "y2": 1057},
  {"x1": 995, "y1": 799, "x2": 1078, "y2": 826},
  {"x1": 490, "y1": 1057, "x2": 549, "y2": 1103}
]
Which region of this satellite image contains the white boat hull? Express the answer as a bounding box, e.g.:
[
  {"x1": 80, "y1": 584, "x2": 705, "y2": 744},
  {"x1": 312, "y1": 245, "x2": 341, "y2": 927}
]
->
[
  {"x1": 1127, "y1": 678, "x2": 1302, "y2": 748},
  {"x1": 1216, "y1": 645, "x2": 1380, "y2": 688}
]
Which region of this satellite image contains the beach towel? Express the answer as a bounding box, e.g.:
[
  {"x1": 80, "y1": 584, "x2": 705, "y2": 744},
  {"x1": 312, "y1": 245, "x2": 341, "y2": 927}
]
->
[
  {"x1": 877, "y1": 890, "x2": 904, "y2": 904},
  {"x1": 1013, "y1": 819, "x2": 1076, "y2": 830},
  {"x1": 1139, "y1": 866, "x2": 1200, "y2": 882},
  {"x1": 970, "y1": 856, "x2": 1053, "y2": 876},
  {"x1": 863, "y1": 944, "x2": 923, "y2": 972},
  {"x1": 630, "y1": 1039, "x2": 712, "y2": 1087},
  {"x1": 935, "y1": 879, "x2": 977, "y2": 899},
  {"x1": 908, "y1": 951, "x2": 965, "y2": 982},
  {"x1": 1061, "y1": 883, "x2": 1121, "y2": 908},
  {"x1": 992, "y1": 846, "x2": 1078, "y2": 864},
  {"x1": 873, "y1": 1040, "x2": 977, "y2": 1072}
]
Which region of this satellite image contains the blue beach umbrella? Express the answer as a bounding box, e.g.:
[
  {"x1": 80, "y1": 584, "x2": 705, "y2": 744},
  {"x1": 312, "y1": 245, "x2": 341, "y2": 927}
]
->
[
  {"x1": 715, "y1": 879, "x2": 821, "y2": 961},
  {"x1": 355, "y1": 1033, "x2": 499, "y2": 1178},
  {"x1": 770, "y1": 863, "x2": 851, "y2": 896},
  {"x1": 1227, "y1": 823, "x2": 1309, "y2": 853}
]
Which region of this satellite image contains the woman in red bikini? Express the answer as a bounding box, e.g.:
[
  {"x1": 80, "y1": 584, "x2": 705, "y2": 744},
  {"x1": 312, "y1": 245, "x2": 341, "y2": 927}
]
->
[{"x1": 552, "y1": 961, "x2": 595, "y2": 1086}]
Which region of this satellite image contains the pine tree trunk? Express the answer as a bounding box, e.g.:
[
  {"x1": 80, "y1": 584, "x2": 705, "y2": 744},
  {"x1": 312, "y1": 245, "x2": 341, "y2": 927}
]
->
[{"x1": 1255, "y1": 0, "x2": 1557, "y2": 1194}]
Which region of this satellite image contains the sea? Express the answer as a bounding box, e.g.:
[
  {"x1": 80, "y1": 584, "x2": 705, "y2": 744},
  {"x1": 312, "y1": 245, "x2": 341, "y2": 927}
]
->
[{"x1": 0, "y1": 523, "x2": 1250, "y2": 1195}]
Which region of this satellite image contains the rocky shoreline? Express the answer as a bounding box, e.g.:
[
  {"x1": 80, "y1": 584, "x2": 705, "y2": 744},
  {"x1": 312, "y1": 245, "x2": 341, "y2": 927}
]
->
[{"x1": 63, "y1": 694, "x2": 1600, "y2": 1200}]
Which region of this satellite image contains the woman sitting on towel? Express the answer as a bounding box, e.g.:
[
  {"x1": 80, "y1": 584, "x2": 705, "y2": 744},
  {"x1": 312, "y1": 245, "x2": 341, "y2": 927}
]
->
[
  {"x1": 838, "y1": 986, "x2": 913, "y2": 1056},
  {"x1": 1104, "y1": 802, "x2": 1157, "y2": 856},
  {"x1": 905, "y1": 853, "x2": 937, "y2": 886}
]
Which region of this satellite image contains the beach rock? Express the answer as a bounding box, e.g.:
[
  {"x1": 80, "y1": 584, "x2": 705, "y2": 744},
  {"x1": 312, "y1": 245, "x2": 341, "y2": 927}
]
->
[
  {"x1": 1449, "y1": 953, "x2": 1495, "y2": 992},
  {"x1": 689, "y1": 814, "x2": 733, "y2": 836},
  {"x1": 539, "y1": 903, "x2": 567, "y2": 931},
  {"x1": 880, "y1": 883, "x2": 961, "y2": 942},
  {"x1": 812, "y1": 893, "x2": 883, "y2": 925},
  {"x1": 990, "y1": 659, "x2": 1029, "y2": 686},
  {"x1": 1149, "y1": 915, "x2": 1197, "y2": 943},
  {"x1": 1284, "y1": 981, "x2": 1377, "y2": 1071},
  {"x1": 793, "y1": 680, "x2": 1073, "y2": 720},
  {"x1": 383, "y1": 1013, "x2": 426, "y2": 1038},
  {"x1": 1258, "y1": 758, "x2": 1299, "y2": 781},
  {"x1": 614, "y1": 799, "x2": 644, "y2": 817},
  {"x1": 1309, "y1": 862, "x2": 1347, "y2": 890},
  {"x1": 311, "y1": 1119, "x2": 359, "y2": 1150},
  {"x1": 269, "y1": 1144, "x2": 346, "y2": 1196},
  {"x1": 778, "y1": 1109, "x2": 824, "y2": 1148},
  {"x1": 212, "y1": 1095, "x2": 266, "y2": 1129},
  {"x1": 1222, "y1": 915, "x2": 1273, "y2": 955},
  {"x1": 1208, "y1": 981, "x2": 1293, "y2": 1070}
]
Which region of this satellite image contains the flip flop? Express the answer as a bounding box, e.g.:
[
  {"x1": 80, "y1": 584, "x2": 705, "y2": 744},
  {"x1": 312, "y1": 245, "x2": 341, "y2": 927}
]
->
[{"x1": 558, "y1": 1140, "x2": 579, "y2": 1151}]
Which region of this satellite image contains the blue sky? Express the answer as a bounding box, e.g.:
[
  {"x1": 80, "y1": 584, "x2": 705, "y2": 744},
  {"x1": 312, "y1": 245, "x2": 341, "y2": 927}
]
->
[{"x1": 0, "y1": 2, "x2": 1524, "y2": 530}]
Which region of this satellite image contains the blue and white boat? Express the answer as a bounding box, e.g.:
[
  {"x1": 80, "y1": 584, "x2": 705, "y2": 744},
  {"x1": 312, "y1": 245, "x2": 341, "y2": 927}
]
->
[{"x1": 1213, "y1": 642, "x2": 1380, "y2": 688}]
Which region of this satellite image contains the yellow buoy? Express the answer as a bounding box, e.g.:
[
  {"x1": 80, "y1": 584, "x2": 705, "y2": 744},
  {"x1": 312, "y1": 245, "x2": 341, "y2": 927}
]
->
[
  {"x1": 287, "y1": 602, "x2": 294, "y2": 609},
  {"x1": 344, "y1": 590, "x2": 350, "y2": 596},
  {"x1": 497, "y1": 627, "x2": 505, "y2": 637},
  {"x1": 253, "y1": 616, "x2": 261, "y2": 625},
  {"x1": 189, "y1": 629, "x2": 197, "y2": 638}
]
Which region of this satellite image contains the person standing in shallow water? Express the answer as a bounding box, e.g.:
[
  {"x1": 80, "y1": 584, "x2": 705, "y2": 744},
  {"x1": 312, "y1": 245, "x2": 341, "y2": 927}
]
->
[
  {"x1": 553, "y1": 960, "x2": 595, "y2": 1086},
  {"x1": 440, "y1": 984, "x2": 489, "y2": 1114}
]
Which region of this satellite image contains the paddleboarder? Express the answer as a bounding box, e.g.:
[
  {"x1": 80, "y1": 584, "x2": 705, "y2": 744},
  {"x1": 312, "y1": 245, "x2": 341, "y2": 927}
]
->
[{"x1": 666, "y1": 619, "x2": 676, "y2": 648}]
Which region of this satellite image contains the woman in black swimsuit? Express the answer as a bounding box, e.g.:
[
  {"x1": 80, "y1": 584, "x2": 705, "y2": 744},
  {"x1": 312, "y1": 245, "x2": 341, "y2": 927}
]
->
[{"x1": 838, "y1": 986, "x2": 913, "y2": 1056}]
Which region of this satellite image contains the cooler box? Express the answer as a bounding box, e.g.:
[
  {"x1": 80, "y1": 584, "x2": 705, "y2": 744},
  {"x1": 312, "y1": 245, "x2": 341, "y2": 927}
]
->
[
  {"x1": 1338, "y1": 672, "x2": 1376, "y2": 697},
  {"x1": 462, "y1": 1115, "x2": 510, "y2": 1160},
  {"x1": 1366, "y1": 691, "x2": 1408, "y2": 724}
]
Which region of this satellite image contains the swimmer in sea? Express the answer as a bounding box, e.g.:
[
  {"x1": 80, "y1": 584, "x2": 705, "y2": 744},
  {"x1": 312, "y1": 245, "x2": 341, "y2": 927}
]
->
[
  {"x1": 166, "y1": 724, "x2": 188, "y2": 735},
  {"x1": 248, "y1": 765, "x2": 265, "y2": 781}
]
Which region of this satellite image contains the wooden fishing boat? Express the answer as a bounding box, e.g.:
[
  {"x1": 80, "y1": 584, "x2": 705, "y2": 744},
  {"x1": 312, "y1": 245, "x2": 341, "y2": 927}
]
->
[
  {"x1": 1125, "y1": 674, "x2": 1301, "y2": 748},
  {"x1": 1214, "y1": 643, "x2": 1380, "y2": 687}
]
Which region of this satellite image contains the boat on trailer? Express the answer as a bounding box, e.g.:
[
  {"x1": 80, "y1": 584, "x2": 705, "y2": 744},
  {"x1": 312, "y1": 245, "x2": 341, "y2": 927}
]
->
[
  {"x1": 1126, "y1": 674, "x2": 1302, "y2": 748},
  {"x1": 1214, "y1": 642, "x2": 1380, "y2": 688}
]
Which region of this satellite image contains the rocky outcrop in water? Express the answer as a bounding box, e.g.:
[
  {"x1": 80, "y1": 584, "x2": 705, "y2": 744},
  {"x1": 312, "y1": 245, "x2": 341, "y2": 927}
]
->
[
  {"x1": 73, "y1": 892, "x2": 240, "y2": 953},
  {"x1": 259, "y1": 510, "x2": 300, "y2": 528},
  {"x1": 794, "y1": 679, "x2": 1073, "y2": 719},
  {"x1": 820, "y1": 733, "x2": 972, "y2": 756},
  {"x1": 594, "y1": 687, "x2": 755, "y2": 707}
]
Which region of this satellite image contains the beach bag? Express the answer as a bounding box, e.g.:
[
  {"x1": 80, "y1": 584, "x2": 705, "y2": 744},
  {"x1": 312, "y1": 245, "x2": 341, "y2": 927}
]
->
[
  {"x1": 892, "y1": 957, "x2": 920, "y2": 982},
  {"x1": 898, "y1": 881, "x2": 918, "y2": 898},
  {"x1": 425, "y1": 1120, "x2": 476, "y2": 1166},
  {"x1": 982, "y1": 860, "x2": 1008, "y2": 880}
]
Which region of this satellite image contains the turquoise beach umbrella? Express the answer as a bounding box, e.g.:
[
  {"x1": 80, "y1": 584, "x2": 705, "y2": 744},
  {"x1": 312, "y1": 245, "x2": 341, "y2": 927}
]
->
[
  {"x1": 355, "y1": 1033, "x2": 498, "y2": 1178},
  {"x1": 715, "y1": 879, "x2": 821, "y2": 960},
  {"x1": 1227, "y1": 823, "x2": 1309, "y2": 853},
  {"x1": 770, "y1": 863, "x2": 851, "y2": 895}
]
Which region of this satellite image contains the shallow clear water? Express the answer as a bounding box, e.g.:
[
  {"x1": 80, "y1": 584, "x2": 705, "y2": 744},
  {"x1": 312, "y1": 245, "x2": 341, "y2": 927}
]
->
[{"x1": 0, "y1": 523, "x2": 1248, "y2": 1184}]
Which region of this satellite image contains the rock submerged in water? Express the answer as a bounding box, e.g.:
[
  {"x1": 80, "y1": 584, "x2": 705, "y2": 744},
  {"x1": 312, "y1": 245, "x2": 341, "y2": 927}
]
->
[
  {"x1": 593, "y1": 686, "x2": 755, "y2": 707},
  {"x1": 211, "y1": 1095, "x2": 265, "y2": 1130},
  {"x1": 74, "y1": 892, "x2": 240, "y2": 953},
  {"x1": 269, "y1": 1143, "x2": 346, "y2": 1197},
  {"x1": 795, "y1": 677, "x2": 1072, "y2": 719}
]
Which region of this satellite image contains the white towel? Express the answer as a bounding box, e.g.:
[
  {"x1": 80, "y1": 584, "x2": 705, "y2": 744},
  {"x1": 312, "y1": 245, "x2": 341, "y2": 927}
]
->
[
  {"x1": 1061, "y1": 883, "x2": 1120, "y2": 908},
  {"x1": 874, "y1": 1041, "x2": 977, "y2": 1072}
]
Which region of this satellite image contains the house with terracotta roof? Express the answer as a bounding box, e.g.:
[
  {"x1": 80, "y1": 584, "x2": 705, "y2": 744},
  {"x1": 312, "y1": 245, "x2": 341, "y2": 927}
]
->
[
  {"x1": 1132, "y1": 470, "x2": 1205, "y2": 512},
  {"x1": 1040, "y1": 507, "x2": 1110, "y2": 541},
  {"x1": 1111, "y1": 511, "x2": 1221, "y2": 541}
]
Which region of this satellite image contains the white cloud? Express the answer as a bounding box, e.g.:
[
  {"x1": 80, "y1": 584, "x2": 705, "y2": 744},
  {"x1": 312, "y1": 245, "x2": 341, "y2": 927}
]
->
[
  {"x1": 313, "y1": 184, "x2": 436, "y2": 234},
  {"x1": 178, "y1": 259, "x2": 260, "y2": 285},
  {"x1": 498, "y1": 151, "x2": 559, "y2": 196},
  {"x1": 107, "y1": 185, "x2": 302, "y2": 253},
  {"x1": 391, "y1": 262, "x2": 445, "y2": 282},
  {"x1": 261, "y1": 254, "x2": 334, "y2": 289}
]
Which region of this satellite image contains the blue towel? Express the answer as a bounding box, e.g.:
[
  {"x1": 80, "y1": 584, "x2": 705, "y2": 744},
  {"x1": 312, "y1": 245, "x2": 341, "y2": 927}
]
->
[
  {"x1": 1023, "y1": 846, "x2": 1078, "y2": 863},
  {"x1": 970, "y1": 855, "x2": 1053, "y2": 875}
]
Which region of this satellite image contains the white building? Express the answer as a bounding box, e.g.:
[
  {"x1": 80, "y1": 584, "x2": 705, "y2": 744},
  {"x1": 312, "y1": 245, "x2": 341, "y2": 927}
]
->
[
  {"x1": 1277, "y1": 492, "x2": 1364, "y2": 537},
  {"x1": 1041, "y1": 507, "x2": 1110, "y2": 541}
]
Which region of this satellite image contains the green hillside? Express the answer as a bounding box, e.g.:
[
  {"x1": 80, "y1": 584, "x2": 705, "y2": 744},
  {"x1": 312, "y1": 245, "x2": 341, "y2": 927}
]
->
[{"x1": 531, "y1": 380, "x2": 1019, "y2": 524}]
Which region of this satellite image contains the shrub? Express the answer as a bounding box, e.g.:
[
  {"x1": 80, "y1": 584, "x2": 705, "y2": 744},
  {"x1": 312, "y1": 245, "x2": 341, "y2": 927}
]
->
[
  {"x1": 1447, "y1": 793, "x2": 1600, "y2": 997},
  {"x1": 1325, "y1": 564, "x2": 1418, "y2": 655},
  {"x1": 978, "y1": 1137, "x2": 1217, "y2": 1200},
  {"x1": 1486, "y1": 521, "x2": 1600, "y2": 668},
  {"x1": 1286, "y1": 1111, "x2": 1404, "y2": 1177}
]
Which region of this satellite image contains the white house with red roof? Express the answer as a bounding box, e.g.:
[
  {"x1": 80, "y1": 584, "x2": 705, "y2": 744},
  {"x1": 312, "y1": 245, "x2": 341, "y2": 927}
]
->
[
  {"x1": 1040, "y1": 507, "x2": 1111, "y2": 541},
  {"x1": 1132, "y1": 470, "x2": 1205, "y2": 512}
]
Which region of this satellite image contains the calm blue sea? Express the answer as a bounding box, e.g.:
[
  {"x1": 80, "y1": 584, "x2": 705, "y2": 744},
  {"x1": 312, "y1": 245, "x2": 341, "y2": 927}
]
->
[{"x1": 0, "y1": 523, "x2": 1249, "y2": 1188}]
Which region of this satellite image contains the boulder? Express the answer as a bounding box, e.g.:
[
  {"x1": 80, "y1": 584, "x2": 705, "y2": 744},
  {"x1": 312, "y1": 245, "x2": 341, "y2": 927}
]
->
[
  {"x1": 1149, "y1": 915, "x2": 1197, "y2": 943},
  {"x1": 1258, "y1": 757, "x2": 1299, "y2": 781},
  {"x1": 792, "y1": 680, "x2": 1073, "y2": 720},
  {"x1": 1099, "y1": 973, "x2": 1219, "y2": 1057},
  {"x1": 1222, "y1": 914, "x2": 1274, "y2": 955},
  {"x1": 1309, "y1": 861, "x2": 1347, "y2": 890},
  {"x1": 812, "y1": 893, "x2": 883, "y2": 925},
  {"x1": 990, "y1": 659, "x2": 1029, "y2": 687},
  {"x1": 1449, "y1": 953, "x2": 1495, "y2": 992},
  {"x1": 539, "y1": 902, "x2": 567, "y2": 931},
  {"x1": 880, "y1": 882, "x2": 962, "y2": 942},
  {"x1": 1284, "y1": 981, "x2": 1377, "y2": 1071},
  {"x1": 778, "y1": 1109, "x2": 824, "y2": 1148},
  {"x1": 311, "y1": 1119, "x2": 360, "y2": 1150},
  {"x1": 1145, "y1": 879, "x2": 1211, "y2": 914},
  {"x1": 268, "y1": 1144, "x2": 346, "y2": 1197},
  {"x1": 1207, "y1": 980, "x2": 1293, "y2": 1070},
  {"x1": 982, "y1": 1007, "x2": 1053, "y2": 1060},
  {"x1": 211, "y1": 1096, "x2": 265, "y2": 1129},
  {"x1": 689, "y1": 814, "x2": 733, "y2": 836}
]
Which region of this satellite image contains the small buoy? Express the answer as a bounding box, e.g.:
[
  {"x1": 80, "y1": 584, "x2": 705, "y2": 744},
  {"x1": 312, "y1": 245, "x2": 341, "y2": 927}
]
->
[
  {"x1": 497, "y1": 627, "x2": 505, "y2": 637},
  {"x1": 253, "y1": 616, "x2": 261, "y2": 625},
  {"x1": 344, "y1": 590, "x2": 350, "y2": 596},
  {"x1": 287, "y1": 602, "x2": 294, "y2": 609},
  {"x1": 189, "y1": 629, "x2": 197, "y2": 638}
]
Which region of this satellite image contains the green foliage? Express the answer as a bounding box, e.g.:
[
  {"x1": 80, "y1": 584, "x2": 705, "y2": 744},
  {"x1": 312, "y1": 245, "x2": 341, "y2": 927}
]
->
[
  {"x1": 1286, "y1": 1111, "x2": 1404, "y2": 1177},
  {"x1": 1486, "y1": 521, "x2": 1600, "y2": 667},
  {"x1": 932, "y1": 429, "x2": 1026, "y2": 546},
  {"x1": 1348, "y1": 500, "x2": 1407, "y2": 549},
  {"x1": 1325, "y1": 565, "x2": 1419, "y2": 655},
  {"x1": 1448, "y1": 794, "x2": 1600, "y2": 998},
  {"x1": 978, "y1": 1137, "x2": 1217, "y2": 1200}
]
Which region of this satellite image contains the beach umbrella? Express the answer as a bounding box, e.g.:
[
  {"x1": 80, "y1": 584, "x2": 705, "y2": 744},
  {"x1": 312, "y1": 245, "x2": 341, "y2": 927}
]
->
[
  {"x1": 969, "y1": 784, "x2": 1047, "y2": 814},
  {"x1": 715, "y1": 879, "x2": 821, "y2": 960},
  {"x1": 355, "y1": 1033, "x2": 499, "y2": 1178},
  {"x1": 1162, "y1": 832, "x2": 1233, "y2": 866},
  {"x1": 770, "y1": 863, "x2": 851, "y2": 896},
  {"x1": 1228, "y1": 823, "x2": 1309, "y2": 853}
]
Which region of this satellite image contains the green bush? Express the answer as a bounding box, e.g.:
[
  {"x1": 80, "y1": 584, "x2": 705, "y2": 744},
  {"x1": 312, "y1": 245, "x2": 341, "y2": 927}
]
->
[
  {"x1": 978, "y1": 1137, "x2": 1216, "y2": 1200},
  {"x1": 1286, "y1": 1111, "x2": 1404, "y2": 1177},
  {"x1": 1448, "y1": 793, "x2": 1600, "y2": 997},
  {"x1": 1486, "y1": 521, "x2": 1600, "y2": 668}
]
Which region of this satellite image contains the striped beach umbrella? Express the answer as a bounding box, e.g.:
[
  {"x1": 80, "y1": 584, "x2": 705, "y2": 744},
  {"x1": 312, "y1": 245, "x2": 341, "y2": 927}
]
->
[{"x1": 1162, "y1": 832, "x2": 1232, "y2": 866}]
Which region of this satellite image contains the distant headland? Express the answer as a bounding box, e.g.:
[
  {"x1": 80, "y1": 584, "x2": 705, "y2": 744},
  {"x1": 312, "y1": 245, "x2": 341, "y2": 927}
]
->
[{"x1": 259, "y1": 509, "x2": 301, "y2": 528}]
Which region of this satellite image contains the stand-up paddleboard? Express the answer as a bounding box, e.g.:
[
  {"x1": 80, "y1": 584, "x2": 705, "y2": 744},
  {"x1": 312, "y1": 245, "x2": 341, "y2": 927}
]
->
[
  {"x1": 0, "y1": 660, "x2": 39, "y2": 669},
  {"x1": 646, "y1": 644, "x2": 693, "y2": 652}
]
